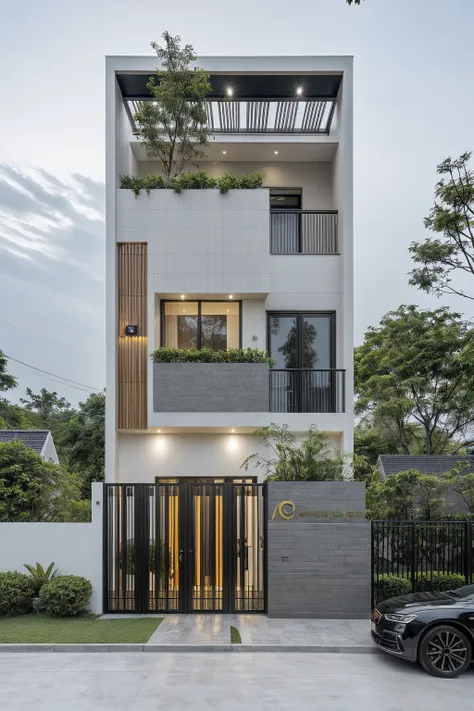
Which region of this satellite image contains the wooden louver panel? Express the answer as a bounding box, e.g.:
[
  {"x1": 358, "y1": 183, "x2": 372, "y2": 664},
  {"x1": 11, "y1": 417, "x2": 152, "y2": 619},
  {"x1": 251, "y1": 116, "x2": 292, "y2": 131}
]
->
[{"x1": 118, "y1": 243, "x2": 148, "y2": 430}]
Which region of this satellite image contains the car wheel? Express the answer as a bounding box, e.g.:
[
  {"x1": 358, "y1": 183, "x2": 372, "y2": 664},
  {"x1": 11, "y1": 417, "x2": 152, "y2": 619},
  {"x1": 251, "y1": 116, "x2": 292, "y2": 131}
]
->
[{"x1": 419, "y1": 625, "x2": 472, "y2": 678}]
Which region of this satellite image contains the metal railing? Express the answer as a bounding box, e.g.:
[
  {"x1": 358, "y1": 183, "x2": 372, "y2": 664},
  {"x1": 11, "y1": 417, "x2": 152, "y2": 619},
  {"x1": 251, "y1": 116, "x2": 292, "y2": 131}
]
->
[
  {"x1": 270, "y1": 210, "x2": 338, "y2": 254},
  {"x1": 269, "y1": 369, "x2": 345, "y2": 413},
  {"x1": 372, "y1": 520, "x2": 473, "y2": 607}
]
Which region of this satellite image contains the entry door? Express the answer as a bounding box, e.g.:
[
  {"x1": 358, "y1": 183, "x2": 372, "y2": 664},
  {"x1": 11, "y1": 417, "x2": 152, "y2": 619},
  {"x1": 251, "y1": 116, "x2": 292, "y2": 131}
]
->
[{"x1": 104, "y1": 483, "x2": 266, "y2": 614}]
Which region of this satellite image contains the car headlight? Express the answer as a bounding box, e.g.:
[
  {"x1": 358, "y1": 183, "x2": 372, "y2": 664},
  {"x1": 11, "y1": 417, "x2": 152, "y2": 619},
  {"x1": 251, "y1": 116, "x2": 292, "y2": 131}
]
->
[{"x1": 384, "y1": 613, "x2": 417, "y2": 623}]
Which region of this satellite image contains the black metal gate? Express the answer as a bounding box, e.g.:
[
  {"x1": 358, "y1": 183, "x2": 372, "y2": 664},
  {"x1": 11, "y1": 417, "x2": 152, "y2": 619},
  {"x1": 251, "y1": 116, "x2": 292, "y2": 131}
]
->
[
  {"x1": 104, "y1": 482, "x2": 266, "y2": 614},
  {"x1": 372, "y1": 520, "x2": 473, "y2": 606}
]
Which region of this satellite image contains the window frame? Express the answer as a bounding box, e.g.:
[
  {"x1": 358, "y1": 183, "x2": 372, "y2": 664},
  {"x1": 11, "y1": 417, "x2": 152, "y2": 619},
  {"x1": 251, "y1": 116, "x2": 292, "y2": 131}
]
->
[
  {"x1": 161, "y1": 299, "x2": 243, "y2": 350},
  {"x1": 266, "y1": 311, "x2": 336, "y2": 370}
]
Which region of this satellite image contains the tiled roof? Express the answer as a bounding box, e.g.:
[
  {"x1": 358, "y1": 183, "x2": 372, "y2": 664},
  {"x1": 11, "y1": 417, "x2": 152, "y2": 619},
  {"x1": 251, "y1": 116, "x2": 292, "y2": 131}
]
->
[
  {"x1": 0, "y1": 430, "x2": 49, "y2": 455},
  {"x1": 378, "y1": 455, "x2": 474, "y2": 479}
]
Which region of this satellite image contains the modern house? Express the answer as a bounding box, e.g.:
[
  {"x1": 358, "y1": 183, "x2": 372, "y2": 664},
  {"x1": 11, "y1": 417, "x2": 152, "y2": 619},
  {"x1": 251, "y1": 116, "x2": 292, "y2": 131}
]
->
[
  {"x1": 104, "y1": 54, "x2": 355, "y2": 614},
  {"x1": 0, "y1": 429, "x2": 59, "y2": 464}
]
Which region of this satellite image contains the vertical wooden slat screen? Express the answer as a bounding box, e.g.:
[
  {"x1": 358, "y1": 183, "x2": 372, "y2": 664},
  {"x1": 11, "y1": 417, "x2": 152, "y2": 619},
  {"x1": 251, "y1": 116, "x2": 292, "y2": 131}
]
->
[{"x1": 118, "y1": 243, "x2": 148, "y2": 429}]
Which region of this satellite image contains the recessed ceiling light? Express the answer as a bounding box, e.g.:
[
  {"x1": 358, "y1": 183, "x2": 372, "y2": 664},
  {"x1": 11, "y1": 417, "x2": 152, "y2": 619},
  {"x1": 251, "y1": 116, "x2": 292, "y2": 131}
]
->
[
  {"x1": 157, "y1": 429, "x2": 161, "y2": 433},
  {"x1": 274, "y1": 150, "x2": 279, "y2": 155},
  {"x1": 231, "y1": 429, "x2": 236, "y2": 433},
  {"x1": 180, "y1": 295, "x2": 185, "y2": 300},
  {"x1": 296, "y1": 86, "x2": 303, "y2": 96},
  {"x1": 222, "y1": 150, "x2": 227, "y2": 155},
  {"x1": 229, "y1": 294, "x2": 233, "y2": 299},
  {"x1": 226, "y1": 87, "x2": 233, "y2": 96}
]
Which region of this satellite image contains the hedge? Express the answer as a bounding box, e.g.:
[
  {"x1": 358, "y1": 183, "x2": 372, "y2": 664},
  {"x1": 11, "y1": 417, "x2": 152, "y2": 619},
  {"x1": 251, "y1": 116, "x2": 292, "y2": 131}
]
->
[
  {"x1": 0, "y1": 572, "x2": 35, "y2": 617},
  {"x1": 39, "y1": 576, "x2": 92, "y2": 617},
  {"x1": 120, "y1": 170, "x2": 265, "y2": 196},
  {"x1": 375, "y1": 572, "x2": 468, "y2": 603},
  {"x1": 151, "y1": 346, "x2": 274, "y2": 366}
]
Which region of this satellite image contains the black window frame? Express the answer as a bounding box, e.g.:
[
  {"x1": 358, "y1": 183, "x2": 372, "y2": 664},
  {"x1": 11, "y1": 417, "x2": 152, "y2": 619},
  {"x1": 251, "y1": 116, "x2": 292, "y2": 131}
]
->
[
  {"x1": 161, "y1": 299, "x2": 243, "y2": 350},
  {"x1": 266, "y1": 311, "x2": 336, "y2": 370}
]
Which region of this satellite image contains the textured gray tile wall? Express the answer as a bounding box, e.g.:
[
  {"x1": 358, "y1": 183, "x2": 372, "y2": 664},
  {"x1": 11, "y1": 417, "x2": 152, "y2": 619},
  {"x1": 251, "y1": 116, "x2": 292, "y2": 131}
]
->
[
  {"x1": 267, "y1": 482, "x2": 371, "y2": 618},
  {"x1": 153, "y1": 363, "x2": 269, "y2": 412}
]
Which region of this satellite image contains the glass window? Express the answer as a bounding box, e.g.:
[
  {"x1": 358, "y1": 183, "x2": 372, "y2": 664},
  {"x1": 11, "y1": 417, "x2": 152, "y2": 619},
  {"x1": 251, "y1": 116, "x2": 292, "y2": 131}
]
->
[
  {"x1": 164, "y1": 302, "x2": 198, "y2": 349},
  {"x1": 268, "y1": 313, "x2": 334, "y2": 369},
  {"x1": 163, "y1": 301, "x2": 240, "y2": 349}
]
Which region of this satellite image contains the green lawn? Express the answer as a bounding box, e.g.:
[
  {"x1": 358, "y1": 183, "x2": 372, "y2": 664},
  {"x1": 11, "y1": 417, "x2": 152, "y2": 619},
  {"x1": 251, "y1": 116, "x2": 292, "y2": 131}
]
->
[{"x1": 0, "y1": 615, "x2": 162, "y2": 644}]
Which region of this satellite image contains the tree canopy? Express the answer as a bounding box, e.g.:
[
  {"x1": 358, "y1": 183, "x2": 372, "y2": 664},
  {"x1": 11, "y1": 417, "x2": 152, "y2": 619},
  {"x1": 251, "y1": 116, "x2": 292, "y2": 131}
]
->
[
  {"x1": 355, "y1": 305, "x2": 474, "y2": 455},
  {"x1": 0, "y1": 441, "x2": 89, "y2": 522},
  {"x1": 409, "y1": 152, "x2": 474, "y2": 301}
]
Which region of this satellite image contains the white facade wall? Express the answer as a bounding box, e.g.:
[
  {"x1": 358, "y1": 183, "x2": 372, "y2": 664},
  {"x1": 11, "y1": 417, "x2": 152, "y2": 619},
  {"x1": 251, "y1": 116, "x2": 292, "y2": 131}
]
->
[
  {"x1": 106, "y1": 55, "x2": 354, "y2": 484},
  {"x1": 0, "y1": 483, "x2": 103, "y2": 614},
  {"x1": 117, "y1": 433, "x2": 343, "y2": 484}
]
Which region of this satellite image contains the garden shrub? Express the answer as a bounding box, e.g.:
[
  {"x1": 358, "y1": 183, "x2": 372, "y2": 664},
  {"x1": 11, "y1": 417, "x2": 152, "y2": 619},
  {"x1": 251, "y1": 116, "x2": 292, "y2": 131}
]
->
[
  {"x1": 39, "y1": 575, "x2": 92, "y2": 617},
  {"x1": 416, "y1": 572, "x2": 466, "y2": 592},
  {"x1": 0, "y1": 571, "x2": 35, "y2": 617},
  {"x1": 374, "y1": 574, "x2": 411, "y2": 603},
  {"x1": 120, "y1": 170, "x2": 265, "y2": 196},
  {"x1": 151, "y1": 346, "x2": 274, "y2": 366}
]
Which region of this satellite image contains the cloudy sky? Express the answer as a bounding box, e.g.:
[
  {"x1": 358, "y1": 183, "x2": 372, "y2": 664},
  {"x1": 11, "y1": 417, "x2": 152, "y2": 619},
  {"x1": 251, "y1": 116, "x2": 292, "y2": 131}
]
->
[{"x1": 0, "y1": 0, "x2": 473, "y2": 405}]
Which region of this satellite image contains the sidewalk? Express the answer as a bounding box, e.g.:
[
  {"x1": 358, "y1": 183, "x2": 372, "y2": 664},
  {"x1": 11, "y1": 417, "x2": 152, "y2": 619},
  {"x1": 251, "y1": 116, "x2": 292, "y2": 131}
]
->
[{"x1": 144, "y1": 614, "x2": 373, "y2": 651}]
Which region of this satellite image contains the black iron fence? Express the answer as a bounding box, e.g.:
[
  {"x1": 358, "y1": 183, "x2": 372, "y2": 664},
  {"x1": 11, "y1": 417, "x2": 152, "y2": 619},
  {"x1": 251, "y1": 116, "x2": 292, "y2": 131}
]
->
[
  {"x1": 269, "y1": 369, "x2": 345, "y2": 413},
  {"x1": 372, "y1": 520, "x2": 473, "y2": 606},
  {"x1": 270, "y1": 210, "x2": 338, "y2": 254}
]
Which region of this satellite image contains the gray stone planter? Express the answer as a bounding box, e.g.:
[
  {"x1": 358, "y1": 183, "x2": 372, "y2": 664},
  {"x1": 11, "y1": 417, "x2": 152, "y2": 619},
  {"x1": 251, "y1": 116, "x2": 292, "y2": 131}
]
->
[{"x1": 153, "y1": 363, "x2": 269, "y2": 412}]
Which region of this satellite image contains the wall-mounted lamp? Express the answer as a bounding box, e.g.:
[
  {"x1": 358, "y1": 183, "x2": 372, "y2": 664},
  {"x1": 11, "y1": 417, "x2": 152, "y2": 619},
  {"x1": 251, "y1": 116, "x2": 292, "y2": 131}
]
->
[{"x1": 124, "y1": 325, "x2": 138, "y2": 336}]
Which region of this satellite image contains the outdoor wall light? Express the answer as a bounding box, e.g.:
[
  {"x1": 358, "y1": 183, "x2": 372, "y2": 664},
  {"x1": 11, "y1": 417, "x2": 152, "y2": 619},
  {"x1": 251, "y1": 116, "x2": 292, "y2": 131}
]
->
[
  {"x1": 222, "y1": 150, "x2": 227, "y2": 155},
  {"x1": 124, "y1": 325, "x2": 138, "y2": 336}
]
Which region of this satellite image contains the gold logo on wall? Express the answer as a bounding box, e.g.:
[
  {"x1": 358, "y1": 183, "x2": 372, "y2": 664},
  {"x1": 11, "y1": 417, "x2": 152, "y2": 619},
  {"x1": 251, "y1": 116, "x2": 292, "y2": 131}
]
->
[{"x1": 272, "y1": 500, "x2": 296, "y2": 520}]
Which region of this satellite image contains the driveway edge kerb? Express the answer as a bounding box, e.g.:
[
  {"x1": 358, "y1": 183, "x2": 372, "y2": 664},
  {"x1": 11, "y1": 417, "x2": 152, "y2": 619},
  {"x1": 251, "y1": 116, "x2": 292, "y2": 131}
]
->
[{"x1": 0, "y1": 643, "x2": 382, "y2": 654}]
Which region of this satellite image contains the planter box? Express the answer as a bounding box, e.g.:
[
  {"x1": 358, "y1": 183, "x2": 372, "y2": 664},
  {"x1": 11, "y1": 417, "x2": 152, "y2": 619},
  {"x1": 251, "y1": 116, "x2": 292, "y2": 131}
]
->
[{"x1": 153, "y1": 363, "x2": 269, "y2": 412}]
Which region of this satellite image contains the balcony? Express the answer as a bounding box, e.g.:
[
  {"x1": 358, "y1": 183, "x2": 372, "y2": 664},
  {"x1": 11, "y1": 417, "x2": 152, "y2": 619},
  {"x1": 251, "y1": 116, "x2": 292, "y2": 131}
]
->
[
  {"x1": 152, "y1": 365, "x2": 345, "y2": 415},
  {"x1": 270, "y1": 210, "x2": 338, "y2": 255},
  {"x1": 269, "y1": 369, "x2": 345, "y2": 413}
]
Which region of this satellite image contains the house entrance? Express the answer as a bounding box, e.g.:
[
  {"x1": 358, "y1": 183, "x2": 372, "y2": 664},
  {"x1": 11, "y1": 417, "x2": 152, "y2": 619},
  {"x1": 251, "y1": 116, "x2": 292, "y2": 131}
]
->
[{"x1": 104, "y1": 482, "x2": 266, "y2": 614}]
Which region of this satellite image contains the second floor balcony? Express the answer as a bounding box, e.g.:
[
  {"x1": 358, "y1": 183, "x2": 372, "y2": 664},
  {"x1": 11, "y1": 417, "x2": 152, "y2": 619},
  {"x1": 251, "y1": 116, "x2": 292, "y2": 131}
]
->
[
  {"x1": 270, "y1": 210, "x2": 338, "y2": 255},
  {"x1": 152, "y1": 362, "x2": 345, "y2": 414}
]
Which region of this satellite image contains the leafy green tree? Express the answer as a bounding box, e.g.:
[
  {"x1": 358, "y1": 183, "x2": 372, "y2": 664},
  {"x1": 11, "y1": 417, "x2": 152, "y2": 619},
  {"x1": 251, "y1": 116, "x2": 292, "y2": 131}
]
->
[
  {"x1": 367, "y1": 469, "x2": 451, "y2": 521},
  {"x1": 133, "y1": 32, "x2": 211, "y2": 183},
  {"x1": 0, "y1": 441, "x2": 89, "y2": 522},
  {"x1": 409, "y1": 152, "x2": 474, "y2": 301},
  {"x1": 20, "y1": 387, "x2": 71, "y2": 424},
  {"x1": 0, "y1": 350, "x2": 16, "y2": 393},
  {"x1": 241, "y1": 424, "x2": 350, "y2": 481},
  {"x1": 355, "y1": 305, "x2": 474, "y2": 455},
  {"x1": 59, "y1": 392, "x2": 105, "y2": 496},
  {"x1": 444, "y1": 464, "x2": 474, "y2": 513}
]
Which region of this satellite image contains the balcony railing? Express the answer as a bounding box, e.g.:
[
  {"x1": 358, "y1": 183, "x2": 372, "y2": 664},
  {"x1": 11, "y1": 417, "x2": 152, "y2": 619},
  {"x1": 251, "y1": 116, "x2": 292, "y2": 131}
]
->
[
  {"x1": 269, "y1": 369, "x2": 345, "y2": 413},
  {"x1": 270, "y1": 210, "x2": 338, "y2": 255}
]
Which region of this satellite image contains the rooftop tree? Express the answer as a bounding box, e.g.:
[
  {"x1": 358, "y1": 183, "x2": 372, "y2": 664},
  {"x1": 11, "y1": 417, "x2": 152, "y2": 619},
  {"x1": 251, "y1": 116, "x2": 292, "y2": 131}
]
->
[{"x1": 133, "y1": 32, "x2": 211, "y2": 185}]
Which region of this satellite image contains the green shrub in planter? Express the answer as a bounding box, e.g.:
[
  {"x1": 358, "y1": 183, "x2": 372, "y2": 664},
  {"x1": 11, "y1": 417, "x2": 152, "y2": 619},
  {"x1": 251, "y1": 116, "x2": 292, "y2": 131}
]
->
[
  {"x1": 0, "y1": 571, "x2": 36, "y2": 616},
  {"x1": 39, "y1": 575, "x2": 92, "y2": 617},
  {"x1": 416, "y1": 572, "x2": 466, "y2": 592},
  {"x1": 374, "y1": 575, "x2": 411, "y2": 604}
]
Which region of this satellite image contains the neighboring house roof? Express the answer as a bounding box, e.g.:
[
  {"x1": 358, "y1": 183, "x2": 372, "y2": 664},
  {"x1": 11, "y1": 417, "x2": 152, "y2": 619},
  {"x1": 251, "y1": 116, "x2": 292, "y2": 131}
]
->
[
  {"x1": 378, "y1": 455, "x2": 474, "y2": 479},
  {"x1": 0, "y1": 430, "x2": 59, "y2": 464}
]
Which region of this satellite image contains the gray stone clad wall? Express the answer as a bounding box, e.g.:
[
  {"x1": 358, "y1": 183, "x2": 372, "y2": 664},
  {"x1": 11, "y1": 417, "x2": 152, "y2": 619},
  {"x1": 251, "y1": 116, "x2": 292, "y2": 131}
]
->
[
  {"x1": 153, "y1": 363, "x2": 269, "y2": 412},
  {"x1": 267, "y1": 482, "x2": 371, "y2": 618}
]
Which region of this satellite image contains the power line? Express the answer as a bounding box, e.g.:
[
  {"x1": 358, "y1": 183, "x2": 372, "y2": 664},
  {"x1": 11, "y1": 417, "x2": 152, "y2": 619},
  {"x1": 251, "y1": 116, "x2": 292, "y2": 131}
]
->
[{"x1": 4, "y1": 354, "x2": 102, "y2": 393}]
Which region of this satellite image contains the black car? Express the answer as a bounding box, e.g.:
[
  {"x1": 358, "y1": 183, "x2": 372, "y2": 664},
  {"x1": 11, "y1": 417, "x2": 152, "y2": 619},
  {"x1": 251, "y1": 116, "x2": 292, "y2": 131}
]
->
[{"x1": 371, "y1": 584, "x2": 474, "y2": 678}]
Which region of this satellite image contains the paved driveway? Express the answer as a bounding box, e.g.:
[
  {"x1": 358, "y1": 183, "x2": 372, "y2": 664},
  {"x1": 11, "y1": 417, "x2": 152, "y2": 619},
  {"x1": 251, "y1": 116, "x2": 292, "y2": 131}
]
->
[{"x1": 0, "y1": 652, "x2": 472, "y2": 710}]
